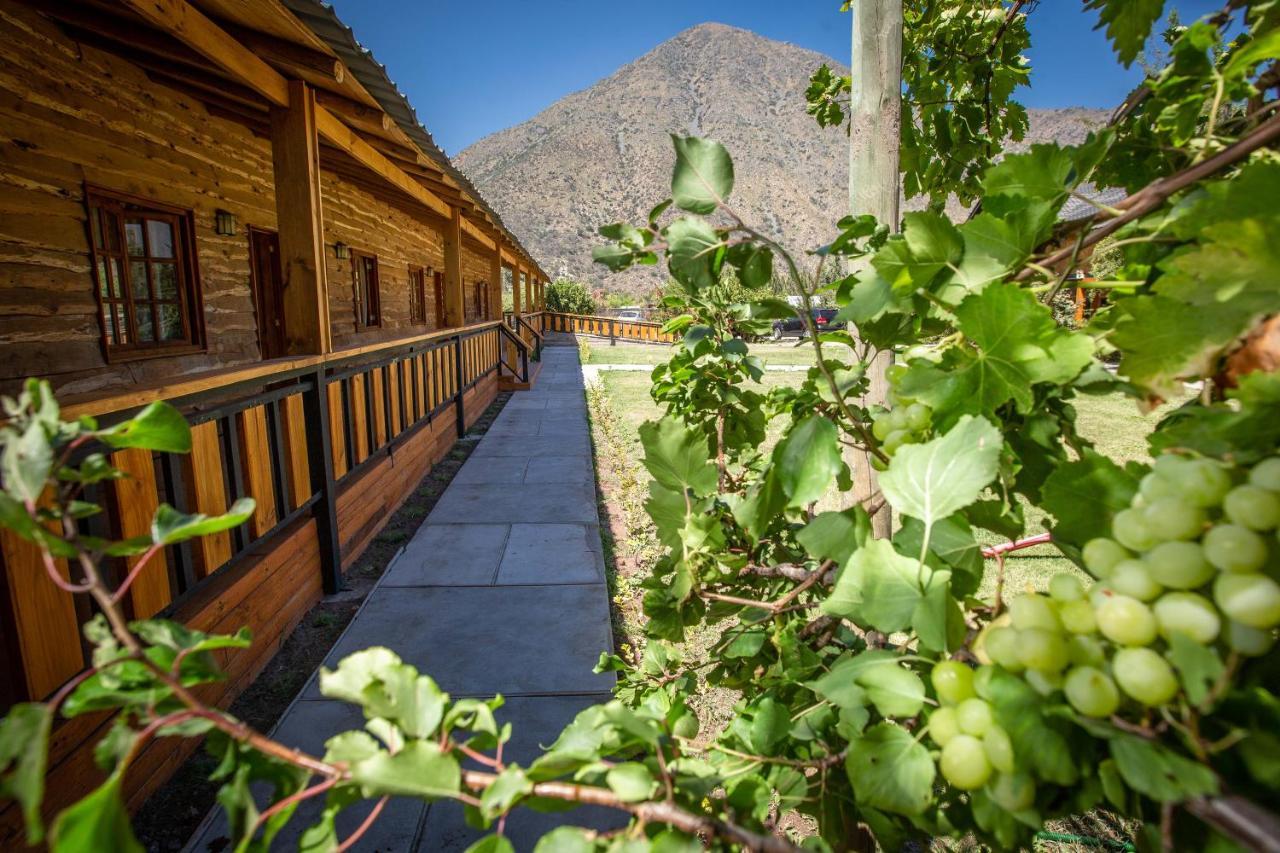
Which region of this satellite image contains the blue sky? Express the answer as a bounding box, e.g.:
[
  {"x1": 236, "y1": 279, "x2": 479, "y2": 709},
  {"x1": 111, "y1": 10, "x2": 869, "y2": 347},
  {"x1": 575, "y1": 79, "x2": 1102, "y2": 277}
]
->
[{"x1": 328, "y1": 1, "x2": 1227, "y2": 155}]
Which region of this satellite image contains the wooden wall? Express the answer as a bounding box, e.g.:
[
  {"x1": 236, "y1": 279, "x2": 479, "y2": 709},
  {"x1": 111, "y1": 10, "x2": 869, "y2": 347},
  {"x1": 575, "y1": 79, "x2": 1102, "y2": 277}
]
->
[{"x1": 0, "y1": 0, "x2": 499, "y2": 396}]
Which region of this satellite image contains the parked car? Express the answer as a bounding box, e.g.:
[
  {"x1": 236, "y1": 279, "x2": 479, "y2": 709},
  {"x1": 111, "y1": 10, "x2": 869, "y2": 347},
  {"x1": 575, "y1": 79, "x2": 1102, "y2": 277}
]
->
[
  {"x1": 615, "y1": 310, "x2": 643, "y2": 321},
  {"x1": 769, "y1": 308, "x2": 844, "y2": 340}
]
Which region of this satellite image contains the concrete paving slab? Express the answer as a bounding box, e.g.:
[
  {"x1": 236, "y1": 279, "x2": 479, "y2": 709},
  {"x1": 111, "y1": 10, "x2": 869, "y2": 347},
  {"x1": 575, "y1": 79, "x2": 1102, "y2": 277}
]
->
[
  {"x1": 427, "y1": 481, "x2": 598, "y2": 524},
  {"x1": 498, "y1": 524, "x2": 603, "y2": 584},
  {"x1": 471, "y1": 435, "x2": 591, "y2": 458},
  {"x1": 187, "y1": 700, "x2": 427, "y2": 852},
  {"x1": 523, "y1": 455, "x2": 593, "y2": 485},
  {"x1": 451, "y1": 455, "x2": 529, "y2": 485},
  {"x1": 384, "y1": 524, "x2": 510, "y2": 586},
  {"x1": 303, "y1": 585, "x2": 613, "y2": 698}
]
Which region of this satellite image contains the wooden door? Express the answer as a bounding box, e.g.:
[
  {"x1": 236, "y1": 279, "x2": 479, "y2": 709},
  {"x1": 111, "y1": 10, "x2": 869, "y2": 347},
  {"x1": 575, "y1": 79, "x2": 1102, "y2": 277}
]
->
[
  {"x1": 433, "y1": 270, "x2": 446, "y2": 329},
  {"x1": 249, "y1": 227, "x2": 286, "y2": 359}
]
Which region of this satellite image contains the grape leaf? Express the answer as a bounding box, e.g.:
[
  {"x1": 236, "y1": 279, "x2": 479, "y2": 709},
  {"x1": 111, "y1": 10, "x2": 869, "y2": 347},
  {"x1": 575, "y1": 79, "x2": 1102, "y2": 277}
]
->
[
  {"x1": 774, "y1": 416, "x2": 843, "y2": 507},
  {"x1": 845, "y1": 723, "x2": 935, "y2": 816},
  {"x1": 1109, "y1": 735, "x2": 1218, "y2": 802},
  {"x1": 879, "y1": 415, "x2": 1002, "y2": 526},
  {"x1": 1165, "y1": 632, "x2": 1224, "y2": 707},
  {"x1": 1086, "y1": 0, "x2": 1166, "y2": 66},
  {"x1": 797, "y1": 507, "x2": 871, "y2": 567},
  {"x1": 670, "y1": 135, "x2": 734, "y2": 215},
  {"x1": 1040, "y1": 450, "x2": 1141, "y2": 550},
  {"x1": 1151, "y1": 371, "x2": 1280, "y2": 462},
  {"x1": 0, "y1": 703, "x2": 52, "y2": 844},
  {"x1": 639, "y1": 417, "x2": 718, "y2": 496},
  {"x1": 664, "y1": 217, "x2": 721, "y2": 290},
  {"x1": 49, "y1": 769, "x2": 141, "y2": 853},
  {"x1": 350, "y1": 740, "x2": 461, "y2": 799}
]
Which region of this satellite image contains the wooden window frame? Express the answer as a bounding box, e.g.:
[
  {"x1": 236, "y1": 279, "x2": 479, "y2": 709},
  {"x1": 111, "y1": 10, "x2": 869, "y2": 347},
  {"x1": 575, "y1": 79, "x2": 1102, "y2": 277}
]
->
[
  {"x1": 408, "y1": 265, "x2": 427, "y2": 326},
  {"x1": 85, "y1": 185, "x2": 206, "y2": 363},
  {"x1": 432, "y1": 270, "x2": 446, "y2": 329},
  {"x1": 352, "y1": 250, "x2": 381, "y2": 329}
]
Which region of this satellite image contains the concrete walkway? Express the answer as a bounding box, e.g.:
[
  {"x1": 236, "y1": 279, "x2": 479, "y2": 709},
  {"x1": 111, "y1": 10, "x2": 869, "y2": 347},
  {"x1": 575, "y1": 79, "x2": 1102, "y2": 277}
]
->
[{"x1": 190, "y1": 346, "x2": 617, "y2": 851}]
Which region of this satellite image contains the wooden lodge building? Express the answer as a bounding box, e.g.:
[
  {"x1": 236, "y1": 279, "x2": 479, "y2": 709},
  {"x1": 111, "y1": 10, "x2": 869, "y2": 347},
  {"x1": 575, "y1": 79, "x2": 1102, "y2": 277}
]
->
[{"x1": 0, "y1": 0, "x2": 553, "y2": 840}]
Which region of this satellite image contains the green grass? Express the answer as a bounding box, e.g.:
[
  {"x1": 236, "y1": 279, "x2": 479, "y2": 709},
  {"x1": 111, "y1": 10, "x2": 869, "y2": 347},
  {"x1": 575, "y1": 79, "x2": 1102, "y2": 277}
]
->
[
  {"x1": 597, "y1": 368, "x2": 1190, "y2": 600},
  {"x1": 586, "y1": 340, "x2": 850, "y2": 366}
]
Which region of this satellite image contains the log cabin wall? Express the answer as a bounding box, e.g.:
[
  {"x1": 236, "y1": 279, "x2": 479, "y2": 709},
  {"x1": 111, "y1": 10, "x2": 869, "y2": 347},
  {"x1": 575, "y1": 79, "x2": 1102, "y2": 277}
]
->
[{"x1": 463, "y1": 242, "x2": 491, "y2": 322}]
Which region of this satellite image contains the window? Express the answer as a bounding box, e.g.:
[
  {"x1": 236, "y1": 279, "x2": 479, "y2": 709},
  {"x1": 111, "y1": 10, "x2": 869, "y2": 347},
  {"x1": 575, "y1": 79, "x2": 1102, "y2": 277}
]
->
[
  {"x1": 432, "y1": 271, "x2": 445, "y2": 328},
  {"x1": 87, "y1": 187, "x2": 204, "y2": 360},
  {"x1": 352, "y1": 251, "x2": 381, "y2": 328},
  {"x1": 473, "y1": 281, "x2": 486, "y2": 320},
  {"x1": 409, "y1": 265, "x2": 427, "y2": 325}
]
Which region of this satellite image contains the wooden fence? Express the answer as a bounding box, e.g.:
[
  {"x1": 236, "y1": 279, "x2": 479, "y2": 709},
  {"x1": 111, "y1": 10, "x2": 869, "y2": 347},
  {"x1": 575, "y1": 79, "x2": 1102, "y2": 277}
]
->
[
  {"x1": 540, "y1": 311, "x2": 676, "y2": 344},
  {"x1": 0, "y1": 319, "x2": 533, "y2": 831}
]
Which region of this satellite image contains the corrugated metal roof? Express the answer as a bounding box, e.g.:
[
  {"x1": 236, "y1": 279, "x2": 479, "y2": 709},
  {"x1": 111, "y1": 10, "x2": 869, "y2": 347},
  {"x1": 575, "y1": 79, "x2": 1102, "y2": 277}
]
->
[
  {"x1": 279, "y1": 0, "x2": 543, "y2": 274},
  {"x1": 1059, "y1": 184, "x2": 1127, "y2": 222}
]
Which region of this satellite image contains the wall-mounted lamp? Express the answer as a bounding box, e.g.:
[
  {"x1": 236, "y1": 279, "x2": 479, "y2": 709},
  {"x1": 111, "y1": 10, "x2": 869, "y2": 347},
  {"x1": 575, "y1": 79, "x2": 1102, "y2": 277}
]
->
[
  {"x1": 214, "y1": 209, "x2": 238, "y2": 236},
  {"x1": 333, "y1": 241, "x2": 351, "y2": 260}
]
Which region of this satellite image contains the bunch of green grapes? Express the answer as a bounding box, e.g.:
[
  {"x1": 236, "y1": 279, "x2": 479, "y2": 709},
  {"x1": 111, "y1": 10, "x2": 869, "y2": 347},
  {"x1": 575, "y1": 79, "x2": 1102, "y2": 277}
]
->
[
  {"x1": 869, "y1": 383, "x2": 932, "y2": 459},
  {"x1": 926, "y1": 453, "x2": 1280, "y2": 805}
]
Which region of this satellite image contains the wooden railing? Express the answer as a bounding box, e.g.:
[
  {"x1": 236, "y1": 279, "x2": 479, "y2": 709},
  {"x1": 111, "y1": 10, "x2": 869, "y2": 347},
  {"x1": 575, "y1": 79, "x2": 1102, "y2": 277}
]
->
[
  {"x1": 542, "y1": 311, "x2": 676, "y2": 344},
  {"x1": 0, "y1": 320, "x2": 512, "y2": 707}
]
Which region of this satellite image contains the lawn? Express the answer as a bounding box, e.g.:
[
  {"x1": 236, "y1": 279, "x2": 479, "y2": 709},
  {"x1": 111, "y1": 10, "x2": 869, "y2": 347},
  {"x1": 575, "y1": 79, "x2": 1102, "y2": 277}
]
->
[
  {"x1": 595, "y1": 365, "x2": 1187, "y2": 598},
  {"x1": 585, "y1": 339, "x2": 850, "y2": 366}
]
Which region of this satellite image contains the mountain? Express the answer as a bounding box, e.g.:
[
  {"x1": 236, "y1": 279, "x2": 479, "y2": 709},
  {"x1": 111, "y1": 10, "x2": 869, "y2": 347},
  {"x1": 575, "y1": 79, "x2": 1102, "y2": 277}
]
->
[{"x1": 456, "y1": 23, "x2": 1108, "y2": 298}]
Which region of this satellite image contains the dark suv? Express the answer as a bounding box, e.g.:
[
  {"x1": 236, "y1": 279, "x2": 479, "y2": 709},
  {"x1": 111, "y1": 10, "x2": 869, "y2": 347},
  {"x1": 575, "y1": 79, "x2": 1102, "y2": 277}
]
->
[{"x1": 769, "y1": 308, "x2": 843, "y2": 340}]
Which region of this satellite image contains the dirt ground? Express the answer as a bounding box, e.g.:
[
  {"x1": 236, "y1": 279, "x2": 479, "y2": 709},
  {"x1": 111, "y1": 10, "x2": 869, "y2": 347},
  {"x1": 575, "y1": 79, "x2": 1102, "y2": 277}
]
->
[{"x1": 132, "y1": 392, "x2": 511, "y2": 852}]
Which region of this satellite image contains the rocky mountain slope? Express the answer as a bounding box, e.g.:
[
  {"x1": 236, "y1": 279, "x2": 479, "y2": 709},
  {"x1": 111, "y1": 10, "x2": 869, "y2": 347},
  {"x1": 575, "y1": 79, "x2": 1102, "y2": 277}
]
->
[{"x1": 456, "y1": 23, "x2": 1108, "y2": 297}]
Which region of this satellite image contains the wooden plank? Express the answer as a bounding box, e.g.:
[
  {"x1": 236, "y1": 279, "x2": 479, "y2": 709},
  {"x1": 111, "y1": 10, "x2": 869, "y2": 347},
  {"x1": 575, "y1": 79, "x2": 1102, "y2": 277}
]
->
[
  {"x1": 326, "y1": 383, "x2": 348, "y2": 479},
  {"x1": 109, "y1": 448, "x2": 171, "y2": 619},
  {"x1": 0, "y1": 514, "x2": 84, "y2": 699},
  {"x1": 280, "y1": 395, "x2": 312, "y2": 509},
  {"x1": 184, "y1": 421, "x2": 232, "y2": 576},
  {"x1": 270, "y1": 79, "x2": 331, "y2": 355},
  {"x1": 488, "y1": 250, "x2": 503, "y2": 322},
  {"x1": 443, "y1": 206, "x2": 465, "y2": 327},
  {"x1": 349, "y1": 374, "x2": 369, "y2": 463},
  {"x1": 370, "y1": 368, "x2": 387, "y2": 447},
  {"x1": 314, "y1": 109, "x2": 451, "y2": 218},
  {"x1": 387, "y1": 362, "x2": 402, "y2": 436},
  {"x1": 236, "y1": 406, "x2": 278, "y2": 537}
]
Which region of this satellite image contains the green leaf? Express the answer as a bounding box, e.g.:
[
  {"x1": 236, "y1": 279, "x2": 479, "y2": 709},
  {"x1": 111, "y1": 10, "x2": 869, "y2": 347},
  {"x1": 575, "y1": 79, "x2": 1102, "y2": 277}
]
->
[
  {"x1": 1151, "y1": 371, "x2": 1280, "y2": 463},
  {"x1": 1109, "y1": 735, "x2": 1218, "y2": 802},
  {"x1": 845, "y1": 722, "x2": 935, "y2": 816},
  {"x1": 130, "y1": 620, "x2": 252, "y2": 654},
  {"x1": 879, "y1": 415, "x2": 1002, "y2": 526},
  {"x1": 855, "y1": 663, "x2": 925, "y2": 718},
  {"x1": 797, "y1": 508, "x2": 869, "y2": 567},
  {"x1": 97, "y1": 402, "x2": 191, "y2": 453},
  {"x1": 664, "y1": 217, "x2": 721, "y2": 290},
  {"x1": 357, "y1": 663, "x2": 448, "y2": 740},
  {"x1": 773, "y1": 416, "x2": 842, "y2": 508},
  {"x1": 480, "y1": 765, "x2": 533, "y2": 818},
  {"x1": 351, "y1": 740, "x2": 461, "y2": 800},
  {"x1": 605, "y1": 762, "x2": 656, "y2": 802},
  {"x1": 985, "y1": 668, "x2": 1078, "y2": 785},
  {"x1": 318, "y1": 647, "x2": 404, "y2": 704},
  {"x1": 49, "y1": 770, "x2": 142, "y2": 853},
  {"x1": 1040, "y1": 451, "x2": 1141, "y2": 550},
  {"x1": 1166, "y1": 632, "x2": 1225, "y2": 707},
  {"x1": 670, "y1": 136, "x2": 734, "y2": 215},
  {"x1": 748, "y1": 697, "x2": 790, "y2": 756},
  {"x1": 824, "y1": 539, "x2": 944, "y2": 633},
  {"x1": 0, "y1": 703, "x2": 52, "y2": 844},
  {"x1": 464, "y1": 836, "x2": 516, "y2": 853},
  {"x1": 2, "y1": 420, "x2": 53, "y2": 503},
  {"x1": 639, "y1": 417, "x2": 718, "y2": 496},
  {"x1": 533, "y1": 827, "x2": 596, "y2": 853},
  {"x1": 1086, "y1": 0, "x2": 1164, "y2": 65},
  {"x1": 151, "y1": 498, "x2": 254, "y2": 546}
]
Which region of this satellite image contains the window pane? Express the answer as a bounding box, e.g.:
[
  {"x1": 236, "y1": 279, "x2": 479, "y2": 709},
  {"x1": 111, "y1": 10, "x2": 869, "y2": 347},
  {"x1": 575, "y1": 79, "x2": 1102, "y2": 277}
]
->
[
  {"x1": 97, "y1": 260, "x2": 110, "y2": 297},
  {"x1": 130, "y1": 261, "x2": 149, "y2": 299},
  {"x1": 91, "y1": 208, "x2": 103, "y2": 250},
  {"x1": 158, "y1": 304, "x2": 184, "y2": 341},
  {"x1": 110, "y1": 259, "x2": 124, "y2": 298},
  {"x1": 103, "y1": 210, "x2": 121, "y2": 253},
  {"x1": 125, "y1": 219, "x2": 145, "y2": 256},
  {"x1": 136, "y1": 304, "x2": 155, "y2": 342},
  {"x1": 146, "y1": 220, "x2": 174, "y2": 258},
  {"x1": 101, "y1": 304, "x2": 115, "y2": 342},
  {"x1": 153, "y1": 262, "x2": 178, "y2": 299},
  {"x1": 115, "y1": 304, "x2": 130, "y2": 345}
]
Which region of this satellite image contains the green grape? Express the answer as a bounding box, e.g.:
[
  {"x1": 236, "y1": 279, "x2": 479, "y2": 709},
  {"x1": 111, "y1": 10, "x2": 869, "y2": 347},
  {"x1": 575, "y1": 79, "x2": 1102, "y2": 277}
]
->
[
  {"x1": 983, "y1": 725, "x2": 1015, "y2": 774},
  {"x1": 1140, "y1": 471, "x2": 1179, "y2": 503},
  {"x1": 1152, "y1": 454, "x2": 1192, "y2": 481},
  {"x1": 989, "y1": 772, "x2": 1036, "y2": 812},
  {"x1": 1113, "y1": 508, "x2": 1158, "y2": 552},
  {"x1": 1018, "y1": 627, "x2": 1070, "y2": 673},
  {"x1": 1063, "y1": 666, "x2": 1121, "y2": 717},
  {"x1": 1113, "y1": 647, "x2": 1179, "y2": 706},
  {"x1": 1082, "y1": 538, "x2": 1130, "y2": 579},
  {"x1": 1225, "y1": 620, "x2": 1277, "y2": 657},
  {"x1": 1153, "y1": 592, "x2": 1221, "y2": 644},
  {"x1": 1145, "y1": 541, "x2": 1214, "y2": 589},
  {"x1": 973, "y1": 665, "x2": 998, "y2": 699},
  {"x1": 928, "y1": 706, "x2": 961, "y2": 746},
  {"x1": 1142, "y1": 497, "x2": 1206, "y2": 542},
  {"x1": 1009, "y1": 594, "x2": 1061, "y2": 632},
  {"x1": 1109, "y1": 559, "x2": 1163, "y2": 602},
  {"x1": 1068, "y1": 635, "x2": 1107, "y2": 668},
  {"x1": 956, "y1": 697, "x2": 994, "y2": 736},
  {"x1": 883, "y1": 429, "x2": 911, "y2": 455},
  {"x1": 1224, "y1": 484, "x2": 1280, "y2": 531},
  {"x1": 1024, "y1": 668, "x2": 1064, "y2": 696},
  {"x1": 1096, "y1": 594, "x2": 1158, "y2": 646},
  {"x1": 885, "y1": 363, "x2": 908, "y2": 383},
  {"x1": 1059, "y1": 599, "x2": 1098, "y2": 634},
  {"x1": 1248, "y1": 457, "x2": 1280, "y2": 492},
  {"x1": 931, "y1": 661, "x2": 976, "y2": 706},
  {"x1": 871, "y1": 415, "x2": 894, "y2": 441},
  {"x1": 940, "y1": 735, "x2": 992, "y2": 790},
  {"x1": 671, "y1": 712, "x2": 699, "y2": 740},
  {"x1": 1203, "y1": 524, "x2": 1268, "y2": 573},
  {"x1": 1049, "y1": 573, "x2": 1086, "y2": 602},
  {"x1": 1168, "y1": 458, "x2": 1233, "y2": 508},
  {"x1": 982, "y1": 626, "x2": 1023, "y2": 670},
  {"x1": 1213, "y1": 573, "x2": 1280, "y2": 629},
  {"x1": 905, "y1": 402, "x2": 931, "y2": 431}
]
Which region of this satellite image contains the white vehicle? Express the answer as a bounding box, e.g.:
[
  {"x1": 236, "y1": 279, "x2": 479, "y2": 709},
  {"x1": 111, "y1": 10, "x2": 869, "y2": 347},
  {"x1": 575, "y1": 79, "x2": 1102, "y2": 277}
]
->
[{"x1": 615, "y1": 310, "x2": 642, "y2": 321}]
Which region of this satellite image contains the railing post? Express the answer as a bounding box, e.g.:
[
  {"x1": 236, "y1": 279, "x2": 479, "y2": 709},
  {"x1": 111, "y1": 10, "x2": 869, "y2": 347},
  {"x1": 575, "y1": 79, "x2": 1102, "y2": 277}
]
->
[
  {"x1": 453, "y1": 334, "x2": 466, "y2": 437},
  {"x1": 610, "y1": 318, "x2": 617, "y2": 346},
  {"x1": 302, "y1": 368, "x2": 342, "y2": 595}
]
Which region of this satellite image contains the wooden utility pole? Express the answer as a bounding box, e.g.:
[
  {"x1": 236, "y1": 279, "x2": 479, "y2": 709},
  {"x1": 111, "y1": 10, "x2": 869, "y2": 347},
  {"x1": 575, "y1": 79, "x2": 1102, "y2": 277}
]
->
[{"x1": 850, "y1": 0, "x2": 902, "y2": 539}]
